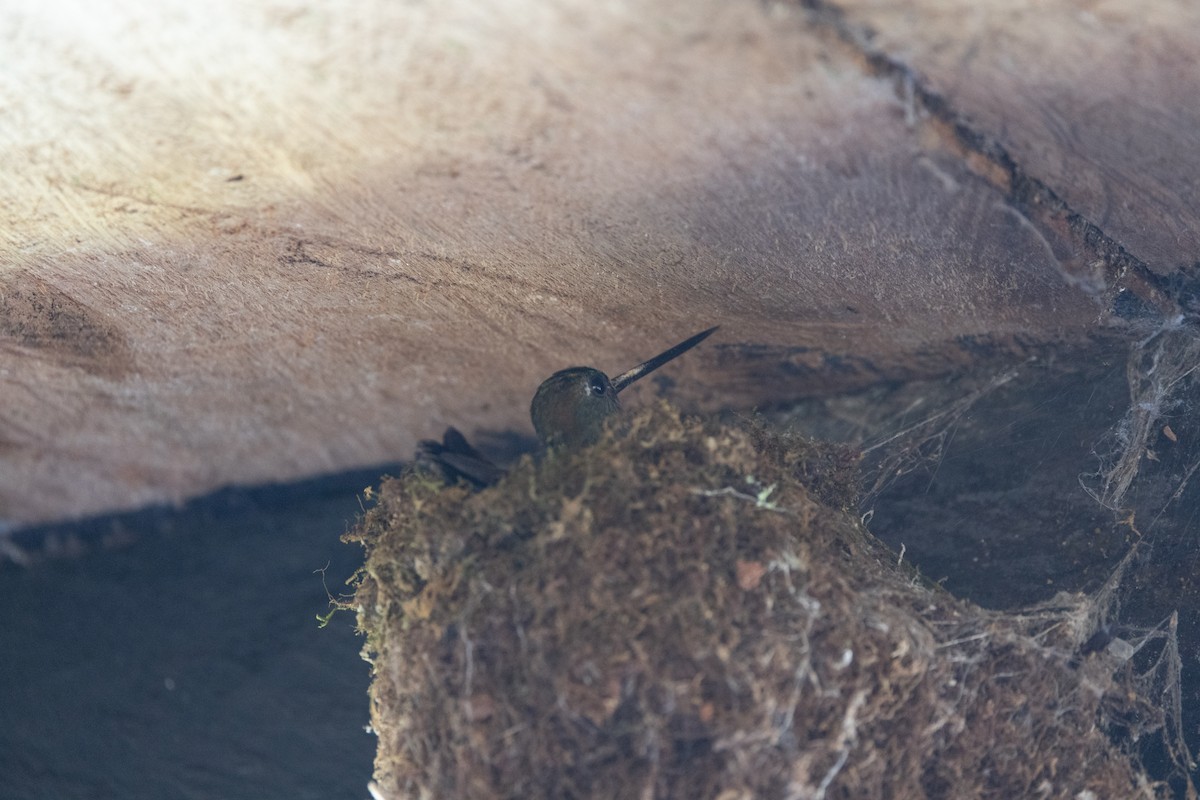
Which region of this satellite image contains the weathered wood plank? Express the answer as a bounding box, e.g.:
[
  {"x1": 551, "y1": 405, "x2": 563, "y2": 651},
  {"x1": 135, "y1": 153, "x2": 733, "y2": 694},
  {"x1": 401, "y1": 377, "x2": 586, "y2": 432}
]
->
[
  {"x1": 1, "y1": 0, "x2": 1101, "y2": 525},
  {"x1": 827, "y1": 0, "x2": 1200, "y2": 274}
]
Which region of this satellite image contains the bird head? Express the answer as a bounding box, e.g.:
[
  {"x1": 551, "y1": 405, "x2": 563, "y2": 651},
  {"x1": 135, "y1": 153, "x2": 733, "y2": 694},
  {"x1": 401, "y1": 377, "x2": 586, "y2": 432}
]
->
[{"x1": 529, "y1": 326, "x2": 717, "y2": 448}]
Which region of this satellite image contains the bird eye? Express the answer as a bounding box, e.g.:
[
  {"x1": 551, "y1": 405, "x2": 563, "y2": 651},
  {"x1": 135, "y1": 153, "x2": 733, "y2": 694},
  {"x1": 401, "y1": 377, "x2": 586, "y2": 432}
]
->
[{"x1": 590, "y1": 377, "x2": 606, "y2": 395}]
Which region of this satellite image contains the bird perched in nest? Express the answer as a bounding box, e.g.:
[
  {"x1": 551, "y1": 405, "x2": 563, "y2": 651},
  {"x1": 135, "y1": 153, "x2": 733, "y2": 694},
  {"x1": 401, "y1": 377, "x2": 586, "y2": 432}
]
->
[{"x1": 419, "y1": 326, "x2": 718, "y2": 487}]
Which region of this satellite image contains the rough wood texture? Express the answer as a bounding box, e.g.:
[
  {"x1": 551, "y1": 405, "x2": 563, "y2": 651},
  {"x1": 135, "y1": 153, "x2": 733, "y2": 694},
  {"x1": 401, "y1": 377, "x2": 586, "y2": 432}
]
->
[
  {"x1": 0, "y1": 0, "x2": 1126, "y2": 525},
  {"x1": 826, "y1": 0, "x2": 1200, "y2": 275}
]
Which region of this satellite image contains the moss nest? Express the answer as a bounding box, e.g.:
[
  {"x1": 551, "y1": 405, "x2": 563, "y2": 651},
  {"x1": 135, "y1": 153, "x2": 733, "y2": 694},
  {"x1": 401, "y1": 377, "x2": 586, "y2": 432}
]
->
[{"x1": 346, "y1": 403, "x2": 1169, "y2": 799}]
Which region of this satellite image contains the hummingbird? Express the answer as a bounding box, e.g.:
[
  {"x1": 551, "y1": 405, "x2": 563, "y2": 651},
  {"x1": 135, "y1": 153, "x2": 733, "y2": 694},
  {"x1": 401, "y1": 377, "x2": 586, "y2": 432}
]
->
[
  {"x1": 418, "y1": 326, "x2": 718, "y2": 487},
  {"x1": 530, "y1": 326, "x2": 719, "y2": 448}
]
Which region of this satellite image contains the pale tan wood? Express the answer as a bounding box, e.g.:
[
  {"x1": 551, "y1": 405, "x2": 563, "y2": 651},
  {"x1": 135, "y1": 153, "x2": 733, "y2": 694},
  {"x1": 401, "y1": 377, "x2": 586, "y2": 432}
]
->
[
  {"x1": 1, "y1": 0, "x2": 1102, "y2": 525},
  {"x1": 831, "y1": 0, "x2": 1200, "y2": 274}
]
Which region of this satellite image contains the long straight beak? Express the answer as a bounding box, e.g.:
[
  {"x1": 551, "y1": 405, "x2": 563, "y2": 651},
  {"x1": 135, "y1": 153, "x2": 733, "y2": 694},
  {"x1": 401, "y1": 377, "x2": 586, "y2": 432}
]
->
[{"x1": 610, "y1": 326, "x2": 719, "y2": 393}]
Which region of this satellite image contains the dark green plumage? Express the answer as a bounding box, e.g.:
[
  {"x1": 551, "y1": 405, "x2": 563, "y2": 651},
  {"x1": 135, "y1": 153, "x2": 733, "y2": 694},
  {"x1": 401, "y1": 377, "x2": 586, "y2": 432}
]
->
[
  {"x1": 421, "y1": 327, "x2": 717, "y2": 487},
  {"x1": 530, "y1": 326, "x2": 717, "y2": 448}
]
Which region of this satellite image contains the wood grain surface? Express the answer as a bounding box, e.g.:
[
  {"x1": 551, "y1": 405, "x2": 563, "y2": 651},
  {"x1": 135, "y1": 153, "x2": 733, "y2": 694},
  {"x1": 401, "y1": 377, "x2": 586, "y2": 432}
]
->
[
  {"x1": 827, "y1": 0, "x2": 1200, "y2": 275},
  {"x1": 0, "y1": 0, "x2": 1163, "y2": 525}
]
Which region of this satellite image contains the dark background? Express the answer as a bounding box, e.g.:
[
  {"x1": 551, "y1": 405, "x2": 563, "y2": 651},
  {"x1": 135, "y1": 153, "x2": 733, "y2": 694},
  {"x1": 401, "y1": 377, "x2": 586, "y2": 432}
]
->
[{"x1": 0, "y1": 470, "x2": 381, "y2": 800}]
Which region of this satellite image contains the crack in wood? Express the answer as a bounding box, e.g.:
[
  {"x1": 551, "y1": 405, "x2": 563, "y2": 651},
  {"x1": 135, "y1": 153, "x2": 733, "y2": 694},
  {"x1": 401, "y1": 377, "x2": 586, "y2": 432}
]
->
[{"x1": 798, "y1": 0, "x2": 1188, "y2": 323}]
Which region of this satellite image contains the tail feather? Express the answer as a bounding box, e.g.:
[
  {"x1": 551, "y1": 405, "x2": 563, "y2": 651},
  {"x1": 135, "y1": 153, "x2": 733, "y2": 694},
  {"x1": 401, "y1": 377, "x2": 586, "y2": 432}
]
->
[{"x1": 417, "y1": 427, "x2": 505, "y2": 488}]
